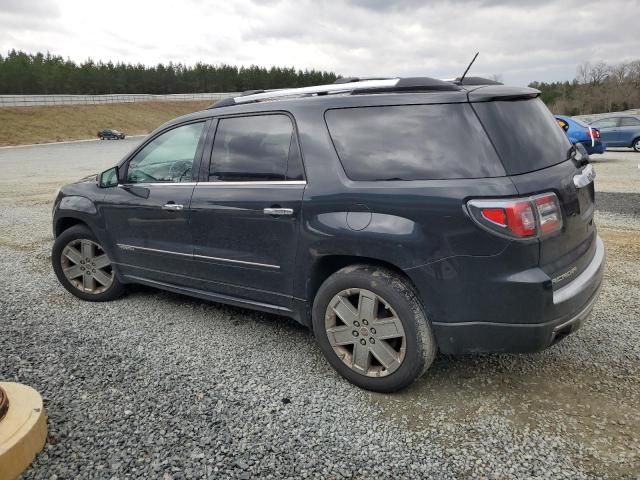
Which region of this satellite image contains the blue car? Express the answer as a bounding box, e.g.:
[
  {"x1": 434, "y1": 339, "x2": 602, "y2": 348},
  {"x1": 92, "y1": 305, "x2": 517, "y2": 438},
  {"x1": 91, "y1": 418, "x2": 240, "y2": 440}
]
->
[
  {"x1": 555, "y1": 115, "x2": 605, "y2": 155},
  {"x1": 589, "y1": 115, "x2": 640, "y2": 152}
]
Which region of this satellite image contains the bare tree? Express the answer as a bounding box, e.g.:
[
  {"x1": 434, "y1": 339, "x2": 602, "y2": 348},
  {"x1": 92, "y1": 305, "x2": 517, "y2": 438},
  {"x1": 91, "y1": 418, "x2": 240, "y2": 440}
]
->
[
  {"x1": 588, "y1": 62, "x2": 609, "y2": 86},
  {"x1": 577, "y1": 62, "x2": 590, "y2": 85},
  {"x1": 609, "y1": 62, "x2": 629, "y2": 84}
]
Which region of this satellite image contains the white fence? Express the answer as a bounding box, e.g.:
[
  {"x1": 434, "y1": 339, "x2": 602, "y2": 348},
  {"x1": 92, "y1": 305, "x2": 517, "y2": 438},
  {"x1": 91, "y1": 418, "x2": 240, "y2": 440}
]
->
[{"x1": 0, "y1": 92, "x2": 238, "y2": 107}]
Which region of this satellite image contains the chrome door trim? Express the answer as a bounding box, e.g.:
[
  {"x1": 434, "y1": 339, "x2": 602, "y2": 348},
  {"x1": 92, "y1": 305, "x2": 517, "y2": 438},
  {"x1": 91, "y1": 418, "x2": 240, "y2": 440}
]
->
[
  {"x1": 117, "y1": 244, "x2": 191, "y2": 257},
  {"x1": 117, "y1": 181, "x2": 306, "y2": 188},
  {"x1": 116, "y1": 244, "x2": 280, "y2": 270},
  {"x1": 118, "y1": 182, "x2": 198, "y2": 187},
  {"x1": 195, "y1": 180, "x2": 307, "y2": 187},
  {"x1": 193, "y1": 253, "x2": 280, "y2": 269}
]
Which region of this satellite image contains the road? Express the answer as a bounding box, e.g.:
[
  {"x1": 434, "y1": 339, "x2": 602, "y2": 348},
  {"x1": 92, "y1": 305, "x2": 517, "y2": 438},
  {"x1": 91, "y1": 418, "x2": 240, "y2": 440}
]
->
[{"x1": 1, "y1": 141, "x2": 639, "y2": 479}]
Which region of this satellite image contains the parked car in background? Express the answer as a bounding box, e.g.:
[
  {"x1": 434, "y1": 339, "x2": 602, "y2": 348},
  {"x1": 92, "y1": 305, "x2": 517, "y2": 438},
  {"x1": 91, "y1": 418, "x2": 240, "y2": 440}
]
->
[
  {"x1": 555, "y1": 115, "x2": 605, "y2": 155},
  {"x1": 589, "y1": 115, "x2": 640, "y2": 152},
  {"x1": 97, "y1": 129, "x2": 125, "y2": 140}
]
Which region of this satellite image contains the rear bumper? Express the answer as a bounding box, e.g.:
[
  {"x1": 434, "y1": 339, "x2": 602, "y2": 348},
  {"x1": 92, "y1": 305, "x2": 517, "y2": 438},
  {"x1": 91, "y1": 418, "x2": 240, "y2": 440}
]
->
[
  {"x1": 580, "y1": 141, "x2": 605, "y2": 155},
  {"x1": 423, "y1": 236, "x2": 605, "y2": 354}
]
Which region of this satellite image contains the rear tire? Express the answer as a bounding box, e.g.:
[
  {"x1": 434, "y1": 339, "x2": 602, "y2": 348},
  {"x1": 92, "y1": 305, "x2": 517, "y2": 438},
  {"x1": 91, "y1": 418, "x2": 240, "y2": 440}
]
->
[
  {"x1": 633, "y1": 137, "x2": 640, "y2": 152},
  {"x1": 312, "y1": 264, "x2": 436, "y2": 392},
  {"x1": 52, "y1": 224, "x2": 125, "y2": 302}
]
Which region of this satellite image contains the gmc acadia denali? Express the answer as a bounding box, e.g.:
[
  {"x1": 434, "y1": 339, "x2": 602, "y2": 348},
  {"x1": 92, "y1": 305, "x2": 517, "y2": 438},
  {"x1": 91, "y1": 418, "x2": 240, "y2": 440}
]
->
[{"x1": 51, "y1": 77, "x2": 605, "y2": 392}]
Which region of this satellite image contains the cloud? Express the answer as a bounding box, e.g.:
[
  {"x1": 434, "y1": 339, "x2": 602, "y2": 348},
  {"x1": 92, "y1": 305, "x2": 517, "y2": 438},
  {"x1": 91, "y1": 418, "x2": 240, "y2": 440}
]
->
[
  {"x1": 0, "y1": 0, "x2": 638, "y2": 86},
  {"x1": 0, "y1": 0, "x2": 60, "y2": 15}
]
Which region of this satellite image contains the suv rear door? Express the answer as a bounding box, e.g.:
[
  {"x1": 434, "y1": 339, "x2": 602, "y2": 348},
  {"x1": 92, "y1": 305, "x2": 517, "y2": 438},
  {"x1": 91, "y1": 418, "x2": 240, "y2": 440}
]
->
[
  {"x1": 188, "y1": 113, "x2": 306, "y2": 307},
  {"x1": 471, "y1": 94, "x2": 597, "y2": 301},
  {"x1": 618, "y1": 116, "x2": 640, "y2": 146}
]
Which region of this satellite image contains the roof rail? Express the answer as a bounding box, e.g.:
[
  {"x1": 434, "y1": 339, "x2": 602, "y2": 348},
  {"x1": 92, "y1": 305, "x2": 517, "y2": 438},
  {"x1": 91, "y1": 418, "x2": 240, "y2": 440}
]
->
[
  {"x1": 208, "y1": 77, "x2": 461, "y2": 109},
  {"x1": 333, "y1": 77, "x2": 393, "y2": 84}
]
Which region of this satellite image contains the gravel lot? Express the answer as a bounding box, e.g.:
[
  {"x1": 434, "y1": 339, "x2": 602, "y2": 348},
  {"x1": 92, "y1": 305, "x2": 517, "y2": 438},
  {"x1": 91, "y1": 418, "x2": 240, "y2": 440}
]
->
[{"x1": 1, "y1": 140, "x2": 639, "y2": 479}]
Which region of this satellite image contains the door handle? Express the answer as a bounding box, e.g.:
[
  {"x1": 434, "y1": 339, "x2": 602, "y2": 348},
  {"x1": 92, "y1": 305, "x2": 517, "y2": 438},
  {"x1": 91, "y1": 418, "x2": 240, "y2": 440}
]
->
[
  {"x1": 263, "y1": 207, "x2": 293, "y2": 216},
  {"x1": 162, "y1": 203, "x2": 184, "y2": 211}
]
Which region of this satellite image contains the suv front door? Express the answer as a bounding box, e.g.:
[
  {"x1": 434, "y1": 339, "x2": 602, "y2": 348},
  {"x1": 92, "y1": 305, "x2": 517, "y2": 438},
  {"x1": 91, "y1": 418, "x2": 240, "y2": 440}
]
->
[
  {"x1": 100, "y1": 120, "x2": 209, "y2": 284},
  {"x1": 188, "y1": 114, "x2": 306, "y2": 308}
]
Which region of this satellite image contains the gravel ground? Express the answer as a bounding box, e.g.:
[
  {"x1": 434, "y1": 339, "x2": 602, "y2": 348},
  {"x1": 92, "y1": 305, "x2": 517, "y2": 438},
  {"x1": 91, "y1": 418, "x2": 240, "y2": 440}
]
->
[{"x1": 1, "y1": 142, "x2": 639, "y2": 479}]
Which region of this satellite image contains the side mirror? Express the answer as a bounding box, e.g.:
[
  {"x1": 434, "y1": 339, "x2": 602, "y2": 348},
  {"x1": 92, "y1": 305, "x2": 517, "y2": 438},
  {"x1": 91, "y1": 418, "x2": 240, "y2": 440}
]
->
[{"x1": 99, "y1": 166, "x2": 119, "y2": 188}]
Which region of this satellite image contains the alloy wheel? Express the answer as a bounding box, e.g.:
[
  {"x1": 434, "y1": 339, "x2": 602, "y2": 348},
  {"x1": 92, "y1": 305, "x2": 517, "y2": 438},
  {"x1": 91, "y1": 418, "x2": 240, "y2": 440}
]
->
[
  {"x1": 324, "y1": 288, "x2": 406, "y2": 377},
  {"x1": 60, "y1": 239, "x2": 113, "y2": 294}
]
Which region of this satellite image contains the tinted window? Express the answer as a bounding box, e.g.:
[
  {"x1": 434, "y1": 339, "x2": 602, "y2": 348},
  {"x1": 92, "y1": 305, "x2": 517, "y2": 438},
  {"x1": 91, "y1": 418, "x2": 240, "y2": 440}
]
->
[
  {"x1": 127, "y1": 122, "x2": 205, "y2": 183},
  {"x1": 473, "y1": 98, "x2": 572, "y2": 175},
  {"x1": 620, "y1": 117, "x2": 640, "y2": 126},
  {"x1": 591, "y1": 118, "x2": 618, "y2": 128},
  {"x1": 210, "y1": 115, "x2": 299, "y2": 182},
  {"x1": 325, "y1": 104, "x2": 504, "y2": 181}
]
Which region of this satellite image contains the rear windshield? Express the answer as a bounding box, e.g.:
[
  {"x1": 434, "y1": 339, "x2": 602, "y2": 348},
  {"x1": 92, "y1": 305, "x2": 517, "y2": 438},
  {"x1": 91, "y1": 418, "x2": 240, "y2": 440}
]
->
[
  {"x1": 325, "y1": 104, "x2": 505, "y2": 181},
  {"x1": 473, "y1": 98, "x2": 571, "y2": 176}
]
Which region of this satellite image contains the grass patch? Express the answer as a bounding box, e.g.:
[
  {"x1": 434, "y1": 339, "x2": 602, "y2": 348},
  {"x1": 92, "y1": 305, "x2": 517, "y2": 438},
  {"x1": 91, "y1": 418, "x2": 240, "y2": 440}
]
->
[{"x1": 0, "y1": 101, "x2": 212, "y2": 146}]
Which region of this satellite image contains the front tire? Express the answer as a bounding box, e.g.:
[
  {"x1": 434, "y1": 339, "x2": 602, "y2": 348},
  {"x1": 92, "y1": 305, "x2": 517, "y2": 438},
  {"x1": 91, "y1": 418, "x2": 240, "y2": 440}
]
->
[
  {"x1": 312, "y1": 265, "x2": 436, "y2": 392},
  {"x1": 633, "y1": 137, "x2": 640, "y2": 153},
  {"x1": 52, "y1": 224, "x2": 125, "y2": 302}
]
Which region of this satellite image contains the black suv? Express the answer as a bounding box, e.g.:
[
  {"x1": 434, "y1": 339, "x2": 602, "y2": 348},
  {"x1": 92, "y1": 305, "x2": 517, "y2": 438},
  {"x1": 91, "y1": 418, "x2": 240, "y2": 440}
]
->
[
  {"x1": 52, "y1": 77, "x2": 605, "y2": 392},
  {"x1": 97, "y1": 129, "x2": 125, "y2": 140}
]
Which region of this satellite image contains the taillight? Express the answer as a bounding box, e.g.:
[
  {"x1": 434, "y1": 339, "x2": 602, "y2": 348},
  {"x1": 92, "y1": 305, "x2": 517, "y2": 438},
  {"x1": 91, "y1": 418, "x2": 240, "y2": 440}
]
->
[
  {"x1": 593, "y1": 128, "x2": 600, "y2": 138},
  {"x1": 533, "y1": 193, "x2": 562, "y2": 235},
  {"x1": 467, "y1": 192, "x2": 563, "y2": 239}
]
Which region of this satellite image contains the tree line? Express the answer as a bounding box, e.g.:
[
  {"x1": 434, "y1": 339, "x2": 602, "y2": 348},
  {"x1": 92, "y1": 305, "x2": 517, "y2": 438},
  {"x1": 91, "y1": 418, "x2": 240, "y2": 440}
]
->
[
  {"x1": 529, "y1": 60, "x2": 640, "y2": 115},
  {"x1": 3, "y1": 50, "x2": 639, "y2": 116},
  {"x1": 0, "y1": 50, "x2": 338, "y2": 95}
]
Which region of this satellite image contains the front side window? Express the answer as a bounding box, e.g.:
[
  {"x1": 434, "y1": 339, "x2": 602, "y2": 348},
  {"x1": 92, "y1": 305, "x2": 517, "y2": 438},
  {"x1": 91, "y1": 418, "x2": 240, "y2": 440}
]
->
[
  {"x1": 127, "y1": 122, "x2": 205, "y2": 183},
  {"x1": 210, "y1": 114, "x2": 299, "y2": 182},
  {"x1": 620, "y1": 117, "x2": 640, "y2": 127}
]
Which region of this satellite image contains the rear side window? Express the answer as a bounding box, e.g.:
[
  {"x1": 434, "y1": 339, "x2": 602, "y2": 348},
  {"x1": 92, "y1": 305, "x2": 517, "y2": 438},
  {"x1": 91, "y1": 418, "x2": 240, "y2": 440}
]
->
[
  {"x1": 473, "y1": 98, "x2": 571, "y2": 176},
  {"x1": 325, "y1": 104, "x2": 504, "y2": 181},
  {"x1": 210, "y1": 114, "x2": 303, "y2": 182},
  {"x1": 620, "y1": 117, "x2": 640, "y2": 126}
]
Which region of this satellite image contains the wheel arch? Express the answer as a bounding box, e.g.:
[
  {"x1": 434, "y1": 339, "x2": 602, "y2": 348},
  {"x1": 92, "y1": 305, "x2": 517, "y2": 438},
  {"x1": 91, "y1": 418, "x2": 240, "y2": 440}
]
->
[
  {"x1": 307, "y1": 255, "x2": 417, "y2": 308},
  {"x1": 54, "y1": 216, "x2": 90, "y2": 237}
]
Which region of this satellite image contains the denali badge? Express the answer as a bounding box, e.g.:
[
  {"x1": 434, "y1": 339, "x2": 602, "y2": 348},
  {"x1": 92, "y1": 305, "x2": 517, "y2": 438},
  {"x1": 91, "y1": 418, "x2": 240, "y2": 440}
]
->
[
  {"x1": 573, "y1": 164, "x2": 596, "y2": 188},
  {"x1": 552, "y1": 266, "x2": 578, "y2": 285}
]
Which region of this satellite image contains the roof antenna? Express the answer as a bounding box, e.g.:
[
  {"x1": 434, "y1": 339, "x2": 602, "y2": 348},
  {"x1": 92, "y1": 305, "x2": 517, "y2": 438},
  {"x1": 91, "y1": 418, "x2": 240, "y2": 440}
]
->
[{"x1": 458, "y1": 52, "x2": 479, "y2": 85}]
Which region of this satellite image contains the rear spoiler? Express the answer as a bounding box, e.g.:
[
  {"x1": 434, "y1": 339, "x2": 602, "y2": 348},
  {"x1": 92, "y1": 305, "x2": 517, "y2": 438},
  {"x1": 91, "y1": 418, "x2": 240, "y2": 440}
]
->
[{"x1": 465, "y1": 85, "x2": 540, "y2": 102}]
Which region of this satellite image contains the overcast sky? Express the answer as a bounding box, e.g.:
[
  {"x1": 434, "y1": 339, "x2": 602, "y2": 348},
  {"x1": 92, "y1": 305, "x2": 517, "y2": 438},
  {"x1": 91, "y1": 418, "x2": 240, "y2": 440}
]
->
[{"x1": 1, "y1": 0, "x2": 639, "y2": 86}]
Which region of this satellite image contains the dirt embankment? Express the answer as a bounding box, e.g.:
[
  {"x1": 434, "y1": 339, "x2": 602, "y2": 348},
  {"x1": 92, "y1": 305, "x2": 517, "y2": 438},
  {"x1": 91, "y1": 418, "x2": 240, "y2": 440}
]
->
[{"x1": 0, "y1": 101, "x2": 212, "y2": 146}]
